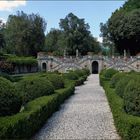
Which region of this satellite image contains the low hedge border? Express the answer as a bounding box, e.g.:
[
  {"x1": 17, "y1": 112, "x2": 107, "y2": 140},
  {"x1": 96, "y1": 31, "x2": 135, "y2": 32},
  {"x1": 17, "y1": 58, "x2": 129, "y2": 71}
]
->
[
  {"x1": 0, "y1": 81, "x2": 75, "y2": 139},
  {"x1": 0, "y1": 73, "x2": 88, "y2": 139},
  {"x1": 100, "y1": 78, "x2": 140, "y2": 140}
]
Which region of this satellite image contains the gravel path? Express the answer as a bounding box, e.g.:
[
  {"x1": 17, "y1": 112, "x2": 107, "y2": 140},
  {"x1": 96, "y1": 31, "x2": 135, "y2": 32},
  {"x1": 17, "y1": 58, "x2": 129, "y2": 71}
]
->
[{"x1": 33, "y1": 74, "x2": 120, "y2": 140}]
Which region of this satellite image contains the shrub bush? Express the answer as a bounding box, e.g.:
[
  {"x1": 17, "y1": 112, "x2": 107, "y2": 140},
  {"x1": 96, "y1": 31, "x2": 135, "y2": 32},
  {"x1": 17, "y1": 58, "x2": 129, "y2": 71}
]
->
[
  {"x1": 110, "y1": 72, "x2": 126, "y2": 88},
  {"x1": 0, "y1": 77, "x2": 22, "y2": 116},
  {"x1": 83, "y1": 68, "x2": 90, "y2": 75},
  {"x1": 124, "y1": 80, "x2": 140, "y2": 117},
  {"x1": 74, "y1": 70, "x2": 85, "y2": 77},
  {"x1": 45, "y1": 74, "x2": 64, "y2": 90},
  {"x1": 16, "y1": 77, "x2": 54, "y2": 104},
  {"x1": 115, "y1": 76, "x2": 131, "y2": 98},
  {"x1": 103, "y1": 68, "x2": 118, "y2": 79},
  {"x1": 100, "y1": 69, "x2": 106, "y2": 76},
  {"x1": 0, "y1": 81, "x2": 75, "y2": 139},
  {"x1": 0, "y1": 70, "x2": 87, "y2": 139},
  {"x1": 0, "y1": 73, "x2": 22, "y2": 82},
  {"x1": 63, "y1": 71, "x2": 79, "y2": 80},
  {"x1": 0, "y1": 73, "x2": 14, "y2": 81},
  {"x1": 100, "y1": 78, "x2": 140, "y2": 140},
  {"x1": 75, "y1": 75, "x2": 87, "y2": 86}
]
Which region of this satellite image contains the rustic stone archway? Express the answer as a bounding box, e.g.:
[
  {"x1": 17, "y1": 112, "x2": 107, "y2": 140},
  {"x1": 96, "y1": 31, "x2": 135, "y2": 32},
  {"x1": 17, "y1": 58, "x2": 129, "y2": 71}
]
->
[
  {"x1": 92, "y1": 61, "x2": 98, "y2": 74},
  {"x1": 42, "y1": 62, "x2": 47, "y2": 72}
]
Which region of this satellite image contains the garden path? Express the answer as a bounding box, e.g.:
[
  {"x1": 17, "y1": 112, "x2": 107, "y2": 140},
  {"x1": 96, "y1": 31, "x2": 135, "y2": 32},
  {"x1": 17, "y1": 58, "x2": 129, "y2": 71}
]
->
[{"x1": 33, "y1": 74, "x2": 120, "y2": 140}]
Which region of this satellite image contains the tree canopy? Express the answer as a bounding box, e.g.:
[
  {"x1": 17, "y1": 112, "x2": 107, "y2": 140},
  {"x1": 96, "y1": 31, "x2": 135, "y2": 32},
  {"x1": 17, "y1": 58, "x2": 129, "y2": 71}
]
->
[
  {"x1": 58, "y1": 13, "x2": 100, "y2": 55},
  {"x1": 100, "y1": 0, "x2": 140, "y2": 55},
  {"x1": 0, "y1": 20, "x2": 6, "y2": 52},
  {"x1": 45, "y1": 28, "x2": 66, "y2": 56},
  {"x1": 4, "y1": 11, "x2": 47, "y2": 56},
  {"x1": 1, "y1": 11, "x2": 100, "y2": 57}
]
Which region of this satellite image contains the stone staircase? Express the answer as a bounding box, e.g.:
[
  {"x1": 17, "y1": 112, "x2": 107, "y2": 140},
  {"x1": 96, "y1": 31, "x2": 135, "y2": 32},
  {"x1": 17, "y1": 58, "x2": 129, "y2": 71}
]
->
[
  {"x1": 37, "y1": 52, "x2": 140, "y2": 73},
  {"x1": 104, "y1": 56, "x2": 140, "y2": 72},
  {"x1": 51, "y1": 57, "x2": 82, "y2": 72}
]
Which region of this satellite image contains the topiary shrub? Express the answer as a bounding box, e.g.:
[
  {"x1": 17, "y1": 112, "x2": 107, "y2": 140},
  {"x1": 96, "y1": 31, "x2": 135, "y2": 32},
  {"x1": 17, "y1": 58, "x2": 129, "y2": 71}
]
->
[
  {"x1": 115, "y1": 76, "x2": 131, "y2": 98},
  {"x1": 45, "y1": 74, "x2": 64, "y2": 90},
  {"x1": 100, "y1": 69, "x2": 106, "y2": 76},
  {"x1": 16, "y1": 77, "x2": 54, "y2": 104},
  {"x1": 110, "y1": 72, "x2": 126, "y2": 88},
  {"x1": 0, "y1": 73, "x2": 14, "y2": 82},
  {"x1": 63, "y1": 71, "x2": 79, "y2": 80},
  {"x1": 124, "y1": 80, "x2": 140, "y2": 117},
  {"x1": 0, "y1": 73, "x2": 22, "y2": 82},
  {"x1": 103, "y1": 68, "x2": 118, "y2": 79},
  {"x1": 74, "y1": 70, "x2": 85, "y2": 77},
  {"x1": 83, "y1": 68, "x2": 90, "y2": 75},
  {"x1": 74, "y1": 69, "x2": 85, "y2": 77},
  {"x1": 0, "y1": 77, "x2": 22, "y2": 116}
]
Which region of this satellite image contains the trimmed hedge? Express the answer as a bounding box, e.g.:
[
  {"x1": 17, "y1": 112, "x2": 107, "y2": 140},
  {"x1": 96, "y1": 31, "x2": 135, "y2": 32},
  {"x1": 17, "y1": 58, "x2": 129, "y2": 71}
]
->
[
  {"x1": 7, "y1": 55, "x2": 37, "y2": 65},
  {"x1": 63, "y1": 71, "x2": 79, "y2": 80},
  {"x1": 0, "y1": 77, "x2": 22, "y2": 116},
  {"x1": 124, "y1": 80, "x2": 140, "y2": 117},
  {"x1": 16, "y1": 77, "x2": 54, "y2": 104},
  {"x1": 103, "y1": 68, "x2": 118, "y2": 79},
  {"x1": 45, "y1": 74, "x2": 64, "y2": 90},
  {"x1": 0, "y1": 73, "x2": 22, "y2": 82},
  {"x1": 115, "y1": 76, "x2": 131, "y2": 98},
  {"x1": 75, "y1": 75, "x2": 87, "y2": 86},
  {"x1": 0, "y1": 69, "x2": 88, "y2": 139},
  {"x1": 74, "y1": 69, "x2": 87, "y2": 77},
  {"x1": 100, "y1": 75, "x2": 140, "y2": 140},
  {"x1": 110, "y1": 72, "x2": 126, "y2": 88},
  {"x1": 0, "y1": 81, "x2": 75, "y2": 139}
]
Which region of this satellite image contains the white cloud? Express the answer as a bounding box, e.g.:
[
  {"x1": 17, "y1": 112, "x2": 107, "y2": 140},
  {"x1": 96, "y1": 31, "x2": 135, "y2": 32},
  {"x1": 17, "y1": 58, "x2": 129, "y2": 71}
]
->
[
  {"x1": 97, "y1": 37, "x2": 103, "y2": 43},
  {"x1": 0, "y1": 0, "x2": 26, "y2": 11},
  {"x1": 0, "y1": 18, "x2": 7, "y2": 23}
]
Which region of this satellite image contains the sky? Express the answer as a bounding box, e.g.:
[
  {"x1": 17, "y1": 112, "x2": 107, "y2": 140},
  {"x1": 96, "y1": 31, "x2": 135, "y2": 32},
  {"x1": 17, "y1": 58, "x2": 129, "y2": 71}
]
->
[{"x1": 0, "y1": 0, "x2": 126, "y2": 42}]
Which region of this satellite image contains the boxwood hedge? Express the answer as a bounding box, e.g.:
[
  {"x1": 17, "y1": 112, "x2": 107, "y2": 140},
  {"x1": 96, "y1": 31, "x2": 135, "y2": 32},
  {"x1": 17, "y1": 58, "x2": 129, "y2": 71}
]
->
[
  {"x1": 103, "y1": 68, "x2": 118, "y2": 79},
  {"x1": 0, "y1": 77, "x2": 22, "y2": 116},
  {"x1": 16, "y1": 77, "x2": 54, "y2": 104},
  {"x1": 100, "y1": 73, "x2": 140, "y2": 140},
  {"x1": 45, "y1": 74, "x2": 64, "y2": 90},
  {"x1": 124, "y1": 80, "x2": 140, "y2": 117},
  {"x1": 0, "y1": 69, "x2": 88, "y2": 139}
]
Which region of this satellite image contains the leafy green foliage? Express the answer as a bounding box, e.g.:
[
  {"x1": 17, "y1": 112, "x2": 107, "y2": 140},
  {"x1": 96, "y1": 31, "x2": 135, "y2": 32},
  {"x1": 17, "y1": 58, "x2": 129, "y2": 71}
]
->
[
  {"x1": 59, "y1": 13, "x2": 100, "y2": 55},
  {"x1": 74, "y1": 69, "x2": 86, "y2": 77},
  {"x1": 45, "y1": 74, "x2": 64, "y2": 90},
  {"x1": 16, "y1": 77, "x2": 54, "y2": 104},
  {"x1": 0, "y1": 20, "x2": 6, "y2": 52},
  {"x1": 103, "y1": 68, "x2": 118, "y2": 79},
  {"x1": 124, "y1": 80, "x2": 140, "y2": 116},
  {"x1": 123, "y1": 0, "x2": 140, "y2": 12},
  {"x1": 45, "y1": 29, "x2": 66, "y2": 56},
  {"x1": 100, "y1": 0, "x2": 140, "y2": 55},
  {"x1": 100, "y1": 76, "x2": 140, "y2": 140},
  {"x1": 5, "y1": 11, "x2": 46, "y2": 56},
  {"x1": 0, "y1": 69, "x2": 88, "y2": 139},
  {"x1": 75, "y1": 75, "x2": 87, "y2": 86},
  {"x1": 0, "y1": 77, "x2": 22, "y2": 116},
  {"x1": 115, "y1": 76, "x2": 130, "y2": 98},
  {"x1": 7, "y1": 55, "x2": 37, "y2": 65},
  {"x1": 110, "y1": 72, "x2": 126, "y2": 88},
  {"x1": 0, "y1": 73, "x2": 22, "y2": 82},
  {"x1": 63, "y1": 71, "x2": 79, "y2": 80}
]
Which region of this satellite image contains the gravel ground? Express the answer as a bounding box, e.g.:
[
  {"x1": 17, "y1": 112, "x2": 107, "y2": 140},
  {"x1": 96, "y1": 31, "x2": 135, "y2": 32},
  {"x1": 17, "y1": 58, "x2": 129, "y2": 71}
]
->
[{"x1": 33, "y1": 74, "x2": 120, "y2": 140}]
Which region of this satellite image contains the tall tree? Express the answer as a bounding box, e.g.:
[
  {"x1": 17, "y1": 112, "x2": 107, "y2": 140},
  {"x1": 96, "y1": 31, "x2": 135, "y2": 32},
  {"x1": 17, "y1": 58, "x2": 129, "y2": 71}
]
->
[
  {"x1": 0, "y1": 20, "x2": 6, "y2": 52},
  {"x1": 59, "y1": 13, "x2": 98, "y2": 55},
  {"x1": 45, "y1": 28, "x2": 66, "y2": 55},
  {"x1": 100, "y1": 0, "x2": 140, "y2": 55},
  {"x1": 5, "y1": 11, "x2": 46, "y2": 56}
]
